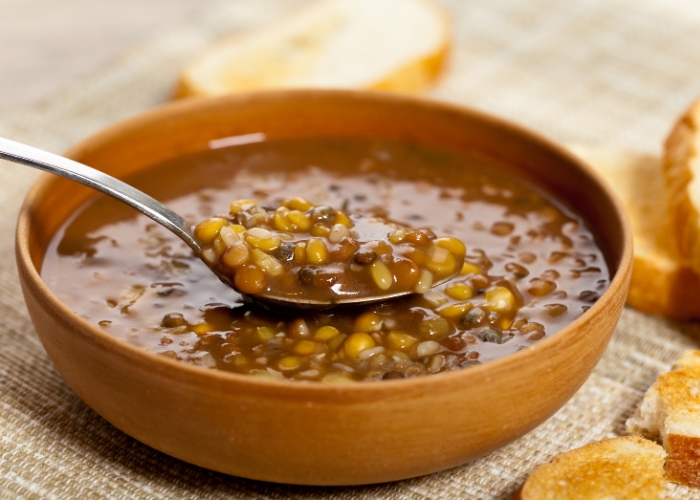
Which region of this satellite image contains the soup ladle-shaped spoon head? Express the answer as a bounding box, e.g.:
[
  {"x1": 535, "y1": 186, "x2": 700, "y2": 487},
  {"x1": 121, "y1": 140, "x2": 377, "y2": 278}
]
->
[{"x1": 1, "y1": 136, "x2": 463, "y2": 309}]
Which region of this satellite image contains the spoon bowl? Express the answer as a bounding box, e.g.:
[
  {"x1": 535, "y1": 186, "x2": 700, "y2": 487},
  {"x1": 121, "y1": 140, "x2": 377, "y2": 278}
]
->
[{"x1": 0, "y1": 136, "x2": 456, "y2": 308}]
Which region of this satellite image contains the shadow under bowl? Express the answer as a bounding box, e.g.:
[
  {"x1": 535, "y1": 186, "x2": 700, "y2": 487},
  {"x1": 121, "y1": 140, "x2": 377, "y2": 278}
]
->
[{"x1": 15, "y1": 90, "x2": 632, "y2": 485}]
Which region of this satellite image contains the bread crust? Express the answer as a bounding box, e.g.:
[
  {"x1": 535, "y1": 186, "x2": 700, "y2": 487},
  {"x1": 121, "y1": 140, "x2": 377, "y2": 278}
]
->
[
  {"x1": 570, "y1": 145, "x2": 700, "y2": 319},
  {"x1": 663, "y1": 99, "x2": 700, "y2": 273},
  {"x1": 175, "y1": 0, "x2": 450, "y2": 98},
  {"x1": 515, "y1": 436, "x2": 666, "y2": 500},
  {"x1": 627, "y1": 350, "x2": 700, "y2": 488},
  {"x1": 627, "y1": 254, "x2": 700, "y2": 319},
  {"x1": 666, "y1": 434, "x2": 700, "y2": 487}
]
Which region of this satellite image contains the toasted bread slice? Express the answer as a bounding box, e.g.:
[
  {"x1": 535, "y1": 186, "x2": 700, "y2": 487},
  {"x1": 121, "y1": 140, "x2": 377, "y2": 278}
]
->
[
  {"x1": 664, "y1": 100, "x2": 700, "y2": 274},
  {"x1": 569, "y1": 145, "x2": 700, "y2": 319},
  {"x1": 175, "y1": 0, "x2": 450, "y2": 98},
  {"x1": 515, "y1": 436, "x2": 666, "y2": 499},
  {"x1": 627, "y1": 350, "x2": 700, "y2": 487}
]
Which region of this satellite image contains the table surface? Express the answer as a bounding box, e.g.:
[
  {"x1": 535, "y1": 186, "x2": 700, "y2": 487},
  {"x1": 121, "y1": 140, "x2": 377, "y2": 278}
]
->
[
  {"x1": 3, "y1": 0, "x2": 700, "y2": 498},
  {"x1": 0, "y1": 0, "x2": 216, "y2": 109}
]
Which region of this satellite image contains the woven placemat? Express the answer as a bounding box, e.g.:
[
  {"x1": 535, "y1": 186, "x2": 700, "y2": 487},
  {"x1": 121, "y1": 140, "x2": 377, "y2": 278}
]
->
[{"x1": 3, "y1": 0, "x2": 700, "y2": 498}]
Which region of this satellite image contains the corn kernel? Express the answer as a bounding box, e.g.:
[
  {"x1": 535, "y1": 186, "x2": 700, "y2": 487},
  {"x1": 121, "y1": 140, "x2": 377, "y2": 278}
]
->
[
  {"x1": 388, "y1": 229, "x2": 407, "y2": 244},
  {"x1": 287, "y1": 197, "x2": 313, "y2": 211},
  {"x1": 272, "y1": 212, "x2": 294, "y2": 231},
  {"x1": 334, "y1": 211, "x2": 352, "y2": 227},
  {"x1": 306, "y1": 238, "x2": 329, "y2": 265},
  {"x1": 252, "y1": 249, "x2": 284, "y2": 276},
  {"x1": 221, "y1": 241, "x2": 249, "y2": 268},
  {"x1": 314, "y1": 325, "x2": 341, "y2": 342},
  {"x1": 293, "y1": 340, "x2": 319, "y2": 355},
  {"x1": 354, "y1": 312, "x2": 383, "y2": 332},
  {"x1": 426, "y1": 247, "x2": 457, "y2": 277},
  {"x1": 484, "y1": 286, "x2": 516, "y2": 313},
  {"x1": 417, "y1": 317, "x2": 452, "y2": 339},
  {"x1": 370, "y1": 241, "x2": 393, "y2": 256},
  {"x1": 233, "y1": 265, "x2": 267, "y2": 294},
  {"x1": 385, "y1": 331, "x2": 418, "y2": 351},
  {"x1": 370, "y1": 260, "x2": 393, "y2": 290},
  {"x1": 499, "y1": 317, "x2": 512, "y2": 330},
  {"x1": 343, "y1": 332, "x2": 376, "y2": 360},
  {"x1": 245, "y1": 234, "x2": 282, "y2": 252},
  {"x1": 278, "y1": 356, "x2": 303, "y2": 370},
  {"x1": 460, "y1": 262, "x2": 484, "y2": 275},
  {"x1": 193, "y1": 217, "x2": 229, "y2": 245},
  {"x1": 445, "y1": 282, "x2": 475, "y2": 300},
  {"x1": 272, "y1": 214, "x2": 294, "y2": 231},
  {"x1": 191, "y1": 322, "x2": 215, "y2": 335},
  {"x1": 288, "y1": 210, "x2": 312, "y2": 231},
  {"x1": 230, "y1": 224, "x2": 246, "y2": 234},
  {"x1": 256, "y1": 326, "x2": 276, "y2": 341},
  {"x1": 293, "y1": 241, "x2": 307, "y2": 264},
  {"x1": 438, "y1": 302, "x2": 473, "y2": 320},
  {"x1": 310, "y1": 223, "x2": 330, "y2": 237},
  {"x1": 434, "y1": 237, "x2": 467, "y2": 259}
]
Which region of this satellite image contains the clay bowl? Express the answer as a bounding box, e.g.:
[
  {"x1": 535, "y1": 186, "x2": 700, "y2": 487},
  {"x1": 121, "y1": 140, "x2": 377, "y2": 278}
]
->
[{"x1": 15, "y1": 90, "x2": 632, "y2": 485}]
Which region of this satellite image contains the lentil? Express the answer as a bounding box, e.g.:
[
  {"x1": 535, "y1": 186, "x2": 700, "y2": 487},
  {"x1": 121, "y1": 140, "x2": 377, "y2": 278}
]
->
[{"x1": 194, "y1": 197, "x2": 466, "y2": 302}]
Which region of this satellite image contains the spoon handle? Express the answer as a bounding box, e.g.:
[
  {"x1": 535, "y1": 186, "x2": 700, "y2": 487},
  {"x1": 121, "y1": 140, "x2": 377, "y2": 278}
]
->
[{"x1": 0, "y1": 136, "x2": 200, "y2": 253}]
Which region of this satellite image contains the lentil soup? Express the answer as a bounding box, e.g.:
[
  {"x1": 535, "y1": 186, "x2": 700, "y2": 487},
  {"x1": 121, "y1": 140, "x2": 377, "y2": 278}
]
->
[
  {"x1": 42, "y1": 138, "x2": 609, "y2": 382},
  {"x1": 193, "y1": 197, "x2": 466, "y2": 302}
]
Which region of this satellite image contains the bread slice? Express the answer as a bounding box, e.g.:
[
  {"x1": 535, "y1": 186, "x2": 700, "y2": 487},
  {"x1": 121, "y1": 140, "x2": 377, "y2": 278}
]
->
[
  {"x1": 175, "y1": 0, "x2": 450, "y2": 98},
  {"x1": 569, "y1": 145, "x2": 700, "y2": 320},
  {"x1": 627, "y1": 349, "x2": 700, "y2": 487},
  {"x1": 664, "y1": 100, "x2": 700, "y2": 274},
  {"x1": 515, "y1": 436, "x2": 666, "y2": 499}
]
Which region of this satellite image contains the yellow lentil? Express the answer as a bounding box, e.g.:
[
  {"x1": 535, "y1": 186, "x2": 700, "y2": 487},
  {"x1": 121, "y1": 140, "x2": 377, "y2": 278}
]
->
[{"x1": 343, "y1": 332, "x2": 376, "y2": 360}]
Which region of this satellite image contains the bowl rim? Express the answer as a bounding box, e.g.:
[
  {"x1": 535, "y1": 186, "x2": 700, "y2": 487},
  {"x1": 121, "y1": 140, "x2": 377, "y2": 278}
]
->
[{"x1": 15, "y1": 89, "x2": 633, "y2": 399}]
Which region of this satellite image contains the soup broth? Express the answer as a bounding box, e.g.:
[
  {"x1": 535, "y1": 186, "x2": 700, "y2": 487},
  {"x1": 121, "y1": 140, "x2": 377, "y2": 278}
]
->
[{"x1": 42, "y1": 138, "x2": 608, "y2": 382}]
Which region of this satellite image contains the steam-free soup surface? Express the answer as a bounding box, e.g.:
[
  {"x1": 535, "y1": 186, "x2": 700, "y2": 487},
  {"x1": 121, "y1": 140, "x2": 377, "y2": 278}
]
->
[{"x1": 42, "y1": 138, "x2": 608, "y2": 382}]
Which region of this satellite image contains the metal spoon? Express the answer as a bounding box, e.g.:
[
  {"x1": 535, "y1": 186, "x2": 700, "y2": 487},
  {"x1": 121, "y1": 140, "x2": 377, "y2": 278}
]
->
[{"x1": 1, "y1": 136, "x2": 458, "y2": 308}]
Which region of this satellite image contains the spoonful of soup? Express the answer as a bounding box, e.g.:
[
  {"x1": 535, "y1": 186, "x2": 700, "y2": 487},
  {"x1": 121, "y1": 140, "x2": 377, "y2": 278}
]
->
[{"x1": 1, "y1": 136, "x2": 464, "y2": 308}]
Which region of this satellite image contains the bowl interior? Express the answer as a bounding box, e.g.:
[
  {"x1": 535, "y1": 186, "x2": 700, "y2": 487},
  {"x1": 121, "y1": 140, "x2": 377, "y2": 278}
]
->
[{"x1": 16, "y1": 90, "x2": 632, "y2": 485}]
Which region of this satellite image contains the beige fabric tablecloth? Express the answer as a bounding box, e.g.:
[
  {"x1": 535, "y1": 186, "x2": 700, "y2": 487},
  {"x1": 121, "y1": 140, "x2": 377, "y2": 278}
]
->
[{"x1": 3, "y1": 0, "x2": 700, "y2": 498}]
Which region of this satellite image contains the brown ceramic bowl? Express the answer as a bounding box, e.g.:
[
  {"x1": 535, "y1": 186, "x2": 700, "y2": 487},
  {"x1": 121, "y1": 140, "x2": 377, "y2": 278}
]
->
[{"x1": 15, "y1": 90, "x2": 632, "y2": 485}]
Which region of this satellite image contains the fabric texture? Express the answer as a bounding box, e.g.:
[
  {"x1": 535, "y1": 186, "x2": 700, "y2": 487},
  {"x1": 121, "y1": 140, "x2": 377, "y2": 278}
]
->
[{"x1": 2, "y1": 0, "x2": 700, "y2": 498}]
